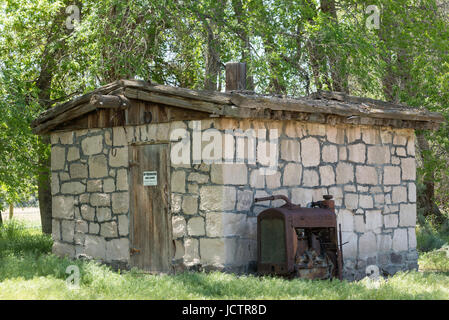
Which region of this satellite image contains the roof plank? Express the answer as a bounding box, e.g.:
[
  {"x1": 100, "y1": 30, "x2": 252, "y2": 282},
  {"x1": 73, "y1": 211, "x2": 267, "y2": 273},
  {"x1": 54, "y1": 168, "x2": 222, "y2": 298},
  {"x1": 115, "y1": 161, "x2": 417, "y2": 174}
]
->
[{"x1": 30, "y1": 79, "x2": 445, "y2": 134}]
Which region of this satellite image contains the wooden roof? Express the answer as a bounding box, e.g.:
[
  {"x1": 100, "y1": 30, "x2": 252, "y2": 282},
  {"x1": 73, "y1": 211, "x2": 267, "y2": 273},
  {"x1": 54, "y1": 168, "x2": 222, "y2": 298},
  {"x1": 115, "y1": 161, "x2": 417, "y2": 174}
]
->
[{"x1": 31, "y1": 79, "x2": 444, "y2": 134}]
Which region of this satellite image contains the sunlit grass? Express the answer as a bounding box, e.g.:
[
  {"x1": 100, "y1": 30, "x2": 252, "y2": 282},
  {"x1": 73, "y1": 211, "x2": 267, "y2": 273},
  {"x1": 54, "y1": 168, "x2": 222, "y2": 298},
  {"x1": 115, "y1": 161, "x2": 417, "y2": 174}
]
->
[{"x1": 1, "y1": 220, "x2": 449, "y2": 300}]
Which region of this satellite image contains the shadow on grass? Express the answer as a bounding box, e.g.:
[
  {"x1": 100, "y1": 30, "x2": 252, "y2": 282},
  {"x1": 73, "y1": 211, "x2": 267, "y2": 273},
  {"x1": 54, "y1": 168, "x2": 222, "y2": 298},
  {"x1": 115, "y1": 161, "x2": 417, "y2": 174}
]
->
[{"x1": 170, "y1": 270, "x2": 449, "y2": 300}]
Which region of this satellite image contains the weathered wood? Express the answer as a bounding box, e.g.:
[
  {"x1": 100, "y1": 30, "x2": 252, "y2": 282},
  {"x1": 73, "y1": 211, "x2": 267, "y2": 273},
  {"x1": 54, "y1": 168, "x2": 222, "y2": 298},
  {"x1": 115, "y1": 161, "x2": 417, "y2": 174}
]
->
[
  {"x1": 230, "y1": 93, "x2": 444, "y2": 123},
  {"x1": 90, "y1": 94, "x2": 130, "y2": 109},
  {"x1": 124, "y1": 88, "x2": 225, "y2": 115},
  {"x1": 129, "y1": 143, "x2": 172, "y2": 273},
  {"x1": 31, "y1": 79, "x2": 444, "y2": 134},
  {"x1": 32, "y1": 102, "x2": 97, "y2": 134},
  {"x1": 120, "y1": 79, "x2": 233, "y2": 105},
  {"x1": 31, "y1": 81, "x2": 121, "y2": 127},
  {"x1": 226, "y1": 62, "x2": 247, "y2": 91}
]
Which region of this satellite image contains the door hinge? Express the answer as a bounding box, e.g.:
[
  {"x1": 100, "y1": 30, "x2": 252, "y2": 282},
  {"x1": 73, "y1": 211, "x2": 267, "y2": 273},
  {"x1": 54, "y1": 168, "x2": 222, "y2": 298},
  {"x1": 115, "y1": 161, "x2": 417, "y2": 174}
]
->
[{"x1": 130, "y1": 248, "x2": 141, "y2": 255}]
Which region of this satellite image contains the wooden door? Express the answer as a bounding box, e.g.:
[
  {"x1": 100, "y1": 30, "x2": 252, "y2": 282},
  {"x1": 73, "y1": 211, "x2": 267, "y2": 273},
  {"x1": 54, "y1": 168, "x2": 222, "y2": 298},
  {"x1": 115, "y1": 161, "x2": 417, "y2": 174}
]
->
[{"x1": 129, "y1": 143, "x2": 173, "y2": 273}]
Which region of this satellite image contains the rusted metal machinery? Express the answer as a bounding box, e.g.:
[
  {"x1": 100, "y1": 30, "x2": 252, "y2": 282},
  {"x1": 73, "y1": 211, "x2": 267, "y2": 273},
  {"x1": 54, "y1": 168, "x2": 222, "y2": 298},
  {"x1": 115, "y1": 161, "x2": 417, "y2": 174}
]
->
[{"x1": 256, "y1": 195, "x2": 343, "y2": 280}]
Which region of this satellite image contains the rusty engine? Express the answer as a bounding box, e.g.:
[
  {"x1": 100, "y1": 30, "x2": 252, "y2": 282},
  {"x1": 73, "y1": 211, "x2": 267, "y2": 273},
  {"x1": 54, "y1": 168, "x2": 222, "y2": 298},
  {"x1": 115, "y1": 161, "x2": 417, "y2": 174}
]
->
[{"x1": 256, "y1": 195, "x2": 343, "y2": 280}]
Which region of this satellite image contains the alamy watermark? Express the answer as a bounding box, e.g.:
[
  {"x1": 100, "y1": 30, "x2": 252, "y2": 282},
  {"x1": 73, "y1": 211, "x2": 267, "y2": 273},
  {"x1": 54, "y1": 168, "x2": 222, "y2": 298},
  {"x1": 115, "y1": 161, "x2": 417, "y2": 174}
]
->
[
  {"x1": 66, "y1": 265, "x2": 80, "y2": 288},
  {"x1": 65, "y1": 5, "x2": 80, "y2": 30},
  {"x1": 170, "y1": 121, "x2": 279, "y2": 175},
  {"x1": 365, "y1": 5, "x2": 380, "y2": 30}
]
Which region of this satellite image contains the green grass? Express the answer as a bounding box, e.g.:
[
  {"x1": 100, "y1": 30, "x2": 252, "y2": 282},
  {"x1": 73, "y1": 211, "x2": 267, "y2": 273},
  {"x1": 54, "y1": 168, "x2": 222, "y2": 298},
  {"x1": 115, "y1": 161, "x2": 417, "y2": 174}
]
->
[{"x1": 1, "y1": 220, "x2": 449, "y2": 300}]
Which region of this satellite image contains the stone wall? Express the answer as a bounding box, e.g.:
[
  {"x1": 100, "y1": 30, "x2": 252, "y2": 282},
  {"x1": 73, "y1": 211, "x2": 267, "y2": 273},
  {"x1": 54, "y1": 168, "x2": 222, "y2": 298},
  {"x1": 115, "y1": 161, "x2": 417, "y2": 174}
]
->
[
  {"x1": 51, "y1": 118, "x2": 418, "y2": 280},
  {"x1": 51, "y1": 128, "x2": 131, "y2": 268},
  {"x1": 168, "y1": 119, "x2": 418, "y2": 279}
]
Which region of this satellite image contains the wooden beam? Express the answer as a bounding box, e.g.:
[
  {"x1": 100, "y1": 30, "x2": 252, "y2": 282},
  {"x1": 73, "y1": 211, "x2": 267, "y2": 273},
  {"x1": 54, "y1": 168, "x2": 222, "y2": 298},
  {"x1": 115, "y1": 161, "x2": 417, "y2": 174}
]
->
[
  {"x1": 124, "y1": 88, "x2": 225, "y2": 115},
  {"x1": 119, "y1": 79, "x2": 233, "y2": 105},
  {"x1": 32, "y1": 102, "x2": 97, "y2": 134},
  {"x1": 31, "y1": 81, "x2": 121, "y2": 128},
  {"x1": 90, "y1": 94, "x2": 130, "y2": 109},
  {"x1": 226, "y1": 62, "x2": 247, "y2": 91},
  {"x1": 230, "y1": 93, "x2": 445, "y2": 123}
]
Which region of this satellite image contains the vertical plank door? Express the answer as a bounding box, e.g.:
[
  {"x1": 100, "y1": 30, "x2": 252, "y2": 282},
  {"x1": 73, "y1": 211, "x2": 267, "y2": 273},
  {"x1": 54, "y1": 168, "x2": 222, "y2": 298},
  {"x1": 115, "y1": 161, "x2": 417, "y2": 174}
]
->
[{"x1": 129, "y1": 143, "x2": 173, "y2": 273}]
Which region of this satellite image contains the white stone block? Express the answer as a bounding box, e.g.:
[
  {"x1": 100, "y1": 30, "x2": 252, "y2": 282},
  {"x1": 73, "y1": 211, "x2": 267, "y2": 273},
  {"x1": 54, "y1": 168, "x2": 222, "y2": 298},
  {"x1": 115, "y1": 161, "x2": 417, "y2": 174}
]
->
[
  {"x1": 408, "y1": 227, "x2": 417, "y2": 249},
  {"x1": 187, "y1": 217, "x2": 205, "y2": 236},
  {"x1": 356, "y1": 165, "x2": 378, "y2": 185},
  {"x1": 377, "y1": 234, "x2": 392, "y2": 252},
  {"x1": 200, "y1": 186, "x2": 236, "y2": 211},
  {"x1": 52, "y1": 196, "x2": 75, "y2": 219},
  {"x1": 81, "y1": 135, "x2": 103, "y2": 155},
  {"x1": 184, "y1": 238, "x2": 200, "y2": 266},
  {"x1": 109, "y1": 147, "x2": 128, "y2": 168},
  {"x1": 367, "y1": 145, "x2": 390, "y2": 164},
  {"x1": 111, "y1": 192, "x2": 129, "y2": 214},
  {"x1": 383, "y1": 166, "x2": 401, "y2": 185},
  {"x1": 118, "y1": 215, "x2": 129, "y2": 236},
  {"x1": 365, "y1": 210, "x2": 382, "y2": 233},
  {"x1": 51, "y1": 146, "x2": 66, "y2": 170},
  {"x1": 345, "y1": 193, "x2": 358, "y2": 209},
  {"x1": 348, "y1": 143, "x2": 366, "y2": 163},
  {"x1": 384, "y1": 214, "x2": 398, "y2": 228},
  {"x1": 392, "y1": 228, "x2": 408, "y2": 252},
  {"x1": 249, "y1": 169, "x2": 265, "y2": 189},
  {"x1": 283, "y1": 163, "x2": 302, "y2": 186},
  {"x1": 337, "y1": 209, "x2": 354, "y2": 232},
  {"x1": 182, "y1": 195, "x2": 198, "y2": 215},
  {"x1": 89, "y1": 154, "x2": 108, "y2": 178},
  {"x1": 301, "y1": 137, "x2": 320, "y2": 167},
  {"x1": 341, "y1": 232, "x2": 358, "y2": 258},
  {"x1": 336, "y1": 162, "x2": 354, "y2": 184},
  {"x1": 265, "y1": 171, "x2": 281, "y2": 189},
  {"x1": 322, "y1": 145, "x2": 338, "y2": 163},
  {"x1": 237, "y1": 190, "x2": 254, "y2": 211},
  {"x1": 392, "y1": 186, "x2": 407, "y2": 203},
  {"x1": 302, "y1": 169, "x2": 319, "y2": 187},
  {"x1": 211, "y1": 164, "x2": 248, "y2": 185},
  {"x1": 172, "y1": 215, "x2": 186, "y2": 239},
  {"x1": 408, "y1": 183, "x2": 416, "y2": 202},
  {"x1": 399, "y1": 203, "x2": 416, "y2": 227},
  {"x1": 100, "y1": 221, "x2": 118, "y2": 238},
  {"x1": 205, "y1": 212, "x2": 222, "y2": 237},
  {"x1": 280, "y1": 139, "x2": 300, "y2": 162},
  {"x1": 200, "y1": 238, "x2": 225, "y2": 266},
  {"x1": 171, "y1": 170, "x2": 186, "y2": 193},
  {"x1": 359, "y1": 232, "x2": 377, "y2": 258},
  {"x1": 401, "y1": 158, "x2": 416, "y2": 181}
]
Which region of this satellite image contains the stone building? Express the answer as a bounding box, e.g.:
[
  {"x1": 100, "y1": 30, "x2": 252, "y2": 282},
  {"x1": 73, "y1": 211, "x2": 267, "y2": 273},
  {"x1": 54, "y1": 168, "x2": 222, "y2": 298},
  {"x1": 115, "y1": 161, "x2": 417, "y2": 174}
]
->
[{"x1": 31, "y1": 71, "x2": 443, "y2": 280}]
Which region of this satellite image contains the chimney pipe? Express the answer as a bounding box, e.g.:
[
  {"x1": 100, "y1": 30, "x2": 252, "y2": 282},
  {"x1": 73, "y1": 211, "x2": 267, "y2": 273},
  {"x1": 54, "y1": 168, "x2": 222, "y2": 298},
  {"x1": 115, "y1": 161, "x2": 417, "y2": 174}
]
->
[{"x1": 225, "y1": 62, "x2": 246, "y2": 92}]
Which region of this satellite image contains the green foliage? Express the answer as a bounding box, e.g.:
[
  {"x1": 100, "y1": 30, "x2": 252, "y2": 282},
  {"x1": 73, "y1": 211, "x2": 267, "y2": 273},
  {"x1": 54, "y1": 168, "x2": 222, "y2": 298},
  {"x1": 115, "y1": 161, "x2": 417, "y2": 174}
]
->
[
  {"x1": 0, "y1": 0, "x2": 448, "y2": 220},
  {"x1": 0, "y1": 220, "x2": 53, "y2": 257},
  {"x1": 419, "y1": 245, "x2": 449, "y2": 272},
  {"x1": 416, "y1": 205, "x2": 449, "y2": 252},
  {"x1": 0, "y1": 65, "x2": 45, "y2": 208}
]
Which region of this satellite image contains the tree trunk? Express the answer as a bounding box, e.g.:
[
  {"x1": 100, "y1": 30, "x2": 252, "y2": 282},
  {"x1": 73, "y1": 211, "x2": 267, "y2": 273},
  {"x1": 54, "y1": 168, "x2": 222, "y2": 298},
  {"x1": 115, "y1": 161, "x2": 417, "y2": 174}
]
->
[
  {"x1": 416, "y1": 132, "x2": 446, "y2": 225},
  {"x1": 204, "y1": 21, "x2": 221, "y2": 91},
  {"x1": 203, "y1": 1, "x2": 225, "y2": 91},
  {"x1": 231, "y1": 0, "x2": 254, "y2": 91},
  {"x1": 8, "y1": 203, "x2": 13, "y2": 220},
  {"x1": 320, "y1": 0, "x2": 348, "y2": 93},
  {"x1": 38, "y1": 136, "x2": 52, "y2": 234},
  {"x1": 36, "y1": 48, "x2": 54, "y2": 235}
]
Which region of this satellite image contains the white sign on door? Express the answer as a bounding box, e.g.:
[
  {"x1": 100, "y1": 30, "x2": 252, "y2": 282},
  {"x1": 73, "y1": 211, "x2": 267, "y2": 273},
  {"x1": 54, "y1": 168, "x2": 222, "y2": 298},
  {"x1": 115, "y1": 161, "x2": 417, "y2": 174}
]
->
[{"x1": 143, "y1": 171, "x2": 157, "y2": 186}]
